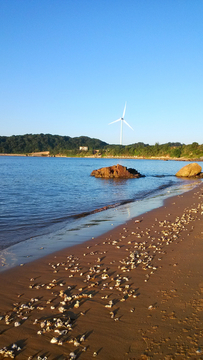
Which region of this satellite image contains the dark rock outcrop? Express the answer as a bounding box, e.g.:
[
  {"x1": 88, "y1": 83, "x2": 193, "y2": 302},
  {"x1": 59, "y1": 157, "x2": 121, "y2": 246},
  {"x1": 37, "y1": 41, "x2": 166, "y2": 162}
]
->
[
  {"x1": 176, "y1": 163, "x2": 202, "y2": 177},
  {"x1": 91, "y1": 164, "x2": 144, "y2": 178}
]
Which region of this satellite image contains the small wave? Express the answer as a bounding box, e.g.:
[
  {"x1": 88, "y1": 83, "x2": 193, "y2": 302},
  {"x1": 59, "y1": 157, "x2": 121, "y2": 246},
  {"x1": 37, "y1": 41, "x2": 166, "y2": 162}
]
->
[
  {"x1": 70, "y1": 180, "x2": 177, "y2": 220},
  {"x1": 152, "y1": 174, "x2": 174, "y2": 178}
]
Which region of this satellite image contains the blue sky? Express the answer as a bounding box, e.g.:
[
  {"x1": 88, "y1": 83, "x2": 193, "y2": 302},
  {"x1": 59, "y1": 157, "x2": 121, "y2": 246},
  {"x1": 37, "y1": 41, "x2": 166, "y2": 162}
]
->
[{"x1": 1, "y1": 0, "x2": 203, "y2": 145}]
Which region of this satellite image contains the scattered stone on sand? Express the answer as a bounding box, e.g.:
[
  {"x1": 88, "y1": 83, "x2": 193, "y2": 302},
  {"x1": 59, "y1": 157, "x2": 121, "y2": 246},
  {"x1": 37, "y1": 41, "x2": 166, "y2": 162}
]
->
[
  {"x1": 0, "y1": 184, "x2": 203, "y2": 359},
  {"x1": 176, "y1": 162, "x2": 202, "y2": 177},
  {"x1": 91, "y1": 164, "x2": 145, "y2": 178}
]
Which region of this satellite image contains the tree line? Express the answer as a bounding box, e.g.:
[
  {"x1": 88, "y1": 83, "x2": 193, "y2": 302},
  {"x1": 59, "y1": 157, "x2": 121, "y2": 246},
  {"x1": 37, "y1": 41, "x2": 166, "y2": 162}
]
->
[
  {"x1": 105, "y1": 141, "x2": 203, "y2": 159},
  {"x1": 0, "y1": 134, "x2": 203, "y2": 159},
  {"x1": 0, "y1": 134, "x2": 108, "y2": 154}
]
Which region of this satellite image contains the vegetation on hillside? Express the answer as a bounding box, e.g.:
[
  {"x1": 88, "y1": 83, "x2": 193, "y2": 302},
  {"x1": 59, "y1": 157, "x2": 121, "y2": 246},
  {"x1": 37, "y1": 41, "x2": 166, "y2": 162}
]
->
[
  {"x1": 0, "y1": 134, "x2": 203, "y2": 159},
  {"x1": 104, "y1": 142, "x2": 203, "y2": 159},
  {"x1": 0, "y1": 134, "x2": 108, "y2": 154}
]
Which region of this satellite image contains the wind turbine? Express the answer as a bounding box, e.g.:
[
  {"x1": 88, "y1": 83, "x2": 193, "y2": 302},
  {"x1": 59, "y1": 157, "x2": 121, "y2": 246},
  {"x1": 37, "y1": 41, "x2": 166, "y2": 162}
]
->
[{"x1": 109, "y1": 102, "x2": 134, "y2": 145}]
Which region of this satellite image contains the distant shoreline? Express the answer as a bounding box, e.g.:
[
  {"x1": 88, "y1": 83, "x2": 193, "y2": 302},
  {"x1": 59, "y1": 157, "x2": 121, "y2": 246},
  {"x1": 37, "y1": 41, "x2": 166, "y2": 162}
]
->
[{"x1": 0, "y1": 151, "x2": 203, "y2": 162}]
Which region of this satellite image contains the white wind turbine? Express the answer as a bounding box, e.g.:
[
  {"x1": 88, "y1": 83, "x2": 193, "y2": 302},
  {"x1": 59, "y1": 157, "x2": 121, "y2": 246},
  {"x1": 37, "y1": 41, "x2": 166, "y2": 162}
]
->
[{"x1": 109, "y1": 102, "x2": 134, "y2": 145}]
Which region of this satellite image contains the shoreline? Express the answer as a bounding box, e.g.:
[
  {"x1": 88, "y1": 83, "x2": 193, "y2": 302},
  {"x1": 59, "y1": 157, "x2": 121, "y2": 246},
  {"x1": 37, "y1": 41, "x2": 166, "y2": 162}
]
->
[
  {"x1": 0, "y1": 180, "x2": 199, "y2": 272},
  {"x1": 0, "y1": 184, "x2": 203, "y2": 359},
  {"x1": 0, "y1": 153, "x2": 203, "y2": 161}
]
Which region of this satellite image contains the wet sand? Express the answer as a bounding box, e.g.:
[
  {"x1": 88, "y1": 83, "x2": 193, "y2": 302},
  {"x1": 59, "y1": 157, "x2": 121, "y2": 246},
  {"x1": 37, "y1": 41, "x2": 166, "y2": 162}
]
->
[{"x1": 0, "y1": 184, "x2": 203, "y2": 359}]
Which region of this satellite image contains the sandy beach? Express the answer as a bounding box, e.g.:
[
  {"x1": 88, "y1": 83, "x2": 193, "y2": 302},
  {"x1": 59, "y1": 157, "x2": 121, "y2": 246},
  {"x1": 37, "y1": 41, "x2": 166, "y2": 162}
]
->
[{"x1": 0, "y1": 184, "x2": 203, "y2": 360}]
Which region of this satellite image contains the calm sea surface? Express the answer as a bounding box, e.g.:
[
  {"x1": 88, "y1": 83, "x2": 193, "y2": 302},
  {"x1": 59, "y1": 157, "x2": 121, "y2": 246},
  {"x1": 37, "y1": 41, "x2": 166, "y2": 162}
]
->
[{"x1": 0, "y1": 156, "x2": 201, "y2": 270}]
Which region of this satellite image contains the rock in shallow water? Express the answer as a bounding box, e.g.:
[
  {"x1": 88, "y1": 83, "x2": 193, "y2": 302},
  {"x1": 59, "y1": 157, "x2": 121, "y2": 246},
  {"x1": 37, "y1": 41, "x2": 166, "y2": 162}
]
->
[
  {"x1": 176, "y1": 162, "x2": 202, "y2": 177},
  {"x1": 91, "y1": 164, "x2": 145, "y2": 178}
]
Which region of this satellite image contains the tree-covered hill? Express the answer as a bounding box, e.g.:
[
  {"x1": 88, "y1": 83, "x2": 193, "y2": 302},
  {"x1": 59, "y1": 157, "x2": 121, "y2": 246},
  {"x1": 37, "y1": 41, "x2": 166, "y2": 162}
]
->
[
  {"x1": 0, "y1": 134, "x2": 203, "y2": 160},
  {"x1": 105, "y1": 141, "x2": 203, "y2": 159},
  {"x1": 0, "y1": 134, "x2": 108, "y2": 154}
]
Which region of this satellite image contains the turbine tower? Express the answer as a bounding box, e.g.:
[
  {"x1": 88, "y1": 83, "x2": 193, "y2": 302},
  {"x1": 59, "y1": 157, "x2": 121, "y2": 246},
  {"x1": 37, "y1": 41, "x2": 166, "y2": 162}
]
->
[{"x1": 109, "y1": 102, "x2": 134, "y2": 145}]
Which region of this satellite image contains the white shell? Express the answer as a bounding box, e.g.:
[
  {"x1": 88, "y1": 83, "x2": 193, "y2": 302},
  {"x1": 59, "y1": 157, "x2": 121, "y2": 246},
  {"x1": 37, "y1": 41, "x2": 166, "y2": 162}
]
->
[{"x1": 50, "y1": 337, "x2": 58, "y2": 344}]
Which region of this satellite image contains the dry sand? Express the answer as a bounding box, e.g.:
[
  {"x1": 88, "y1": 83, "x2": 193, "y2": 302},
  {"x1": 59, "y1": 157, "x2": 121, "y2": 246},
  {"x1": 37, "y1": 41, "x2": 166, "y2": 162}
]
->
[{"x1": 0, "y1": 184, "x2": 203, "y2": 360}]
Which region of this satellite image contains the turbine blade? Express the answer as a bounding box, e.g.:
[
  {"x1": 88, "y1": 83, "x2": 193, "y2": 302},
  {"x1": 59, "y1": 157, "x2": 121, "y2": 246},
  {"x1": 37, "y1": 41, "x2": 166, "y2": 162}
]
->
[
  {"x1": 109, "y1": 118, "x2": 121, "y2": 125},
  {"x1": 123, "y1": 120, "x2": 134, "y2": 131},
  {"x1": 122, "y1": 102, "x2": 127, "y2": 118}
]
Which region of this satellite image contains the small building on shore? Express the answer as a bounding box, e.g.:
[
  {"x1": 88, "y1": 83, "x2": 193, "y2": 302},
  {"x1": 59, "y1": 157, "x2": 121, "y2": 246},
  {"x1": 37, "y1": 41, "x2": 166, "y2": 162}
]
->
[{"x1": 79, "y1": 146, "x2": 88, "y2": 151}]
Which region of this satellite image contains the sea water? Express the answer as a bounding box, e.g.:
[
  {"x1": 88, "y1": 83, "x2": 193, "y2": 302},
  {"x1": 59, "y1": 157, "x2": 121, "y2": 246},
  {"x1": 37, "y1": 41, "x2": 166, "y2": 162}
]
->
[{"x1": 0, "y1": 156, "x2": 201, "y2": 270}]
